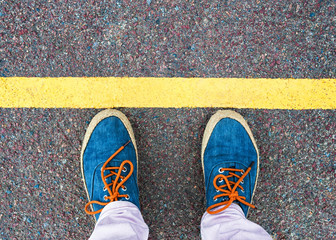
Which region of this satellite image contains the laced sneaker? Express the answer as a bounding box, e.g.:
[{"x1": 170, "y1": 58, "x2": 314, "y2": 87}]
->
[
  {"x1": 201, "y1": 110, "x2": 259, "y2": 216},
  {"x1": 81, "y1": 109, "x2": 139, "y2": 221}
]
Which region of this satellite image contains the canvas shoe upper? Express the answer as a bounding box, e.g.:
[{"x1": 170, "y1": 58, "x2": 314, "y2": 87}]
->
[
  {"x1": 81, "y1": 109, "x2": 139, "y2": 221},
  {"x1": 201, "y1": 110, "x2": 259, "y2": 216}
]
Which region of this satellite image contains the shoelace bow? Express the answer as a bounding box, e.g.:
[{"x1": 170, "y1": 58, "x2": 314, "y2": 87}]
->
[
  {"x1": 207, "y1": 162, "x2": 256, "y2": 214},
  {"x1": 85, "y1": 140, "x2": 134, "y2": 215}
]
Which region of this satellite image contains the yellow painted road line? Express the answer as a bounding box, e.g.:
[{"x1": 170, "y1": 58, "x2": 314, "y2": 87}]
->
[{"x1": 0, "y1": 77, "x2": 335, "y2": 109}]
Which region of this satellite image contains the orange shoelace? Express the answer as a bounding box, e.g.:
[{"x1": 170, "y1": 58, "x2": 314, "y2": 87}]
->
[
  {"x1": 207, "y1": 162, "x2": 256, "y2": 214},
  {"x1": 85, "y1": 140, "x2": 134, "y2": 215}
]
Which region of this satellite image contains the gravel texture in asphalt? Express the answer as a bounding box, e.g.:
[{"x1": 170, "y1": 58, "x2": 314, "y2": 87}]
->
[
  {"x1": 1, "y1": 108, "x2": 335, "y2": 239},
  {"x1": 0, "y1": 0, "x2": 335, "y2": 239},
  {"x1": 1, "y1": 0, "x2": 335, "y2": 78}
]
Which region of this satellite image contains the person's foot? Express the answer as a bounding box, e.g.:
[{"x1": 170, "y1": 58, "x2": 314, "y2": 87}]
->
[
  {"x1": 81, "y1": 109, "x2": 139, "y2": 221},
  {"x1": 201, "y1": 110, "x2": 259, "y2": 216}
]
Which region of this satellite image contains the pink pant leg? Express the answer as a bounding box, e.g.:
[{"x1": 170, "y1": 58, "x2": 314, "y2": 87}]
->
[
  {"x1": 89, "y1": 201, "x2": 149, "y2": 240},
  {"x1": 200, "y1": 203, "x2": 272, "y2": 240}
]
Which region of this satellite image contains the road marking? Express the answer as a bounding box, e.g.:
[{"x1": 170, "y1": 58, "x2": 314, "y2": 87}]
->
[{"x1": 0, "y1": 77, "x2": 335, "y2": 109}]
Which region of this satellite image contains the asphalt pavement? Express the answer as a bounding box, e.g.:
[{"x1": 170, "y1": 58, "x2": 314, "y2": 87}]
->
[{"x1": 0, "y1": 0, "x2": 335, "y2": 239}]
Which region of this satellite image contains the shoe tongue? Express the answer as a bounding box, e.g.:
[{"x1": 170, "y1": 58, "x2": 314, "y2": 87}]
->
[
  {"x1": 102, "y1": 159, "x2": 127, "y2": 182},
  {"x1": 229, "y1": 165, "x2": 239, "y2": 182},
  {"x1": 105, "y1": 158, "x2": 124, "y2": 167},
  {"x1": 229, "y1": 165, "x2": 235, "y2": 169},
  {"x1": 220, "y1": 165, "x2": 241, "y2": 202}
]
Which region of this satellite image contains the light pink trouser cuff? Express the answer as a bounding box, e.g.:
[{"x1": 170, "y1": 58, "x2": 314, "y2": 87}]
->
[
  {"x1": 89, "y1": 202, "x2": 272, "y2": 240},
  {"x1": 201, "y1": 203, "x2": 272, "y2": 240},
  {"x1": 89, "y1": 201, "x2": 149, "y2": 240}
]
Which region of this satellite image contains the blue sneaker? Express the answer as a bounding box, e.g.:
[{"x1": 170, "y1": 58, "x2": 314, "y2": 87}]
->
[
  {"x1": 81, "y1": 109, "x2": 139, "y2": 221},
  {"x1": 201, "y1": 110, "x2": 259, "y2": 216}
]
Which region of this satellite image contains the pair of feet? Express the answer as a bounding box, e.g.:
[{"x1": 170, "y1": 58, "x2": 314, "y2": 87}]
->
[{"x1": 81, "y1": 109, "x2": 259, "y2": 221}]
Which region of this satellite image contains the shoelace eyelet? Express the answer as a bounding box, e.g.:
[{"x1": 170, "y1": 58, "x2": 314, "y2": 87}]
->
[
  {"x1": 240, "y1": 171, "x2": 244, "y2": 184},
  {"x1": 122, "y1": 186, "x2": 127, "y2": 191},
  {"x1": 125, "y1": 194, "x2": 130, "y2": 200},
  {"x1": 213, "y1": 197, "x2": 218, "y2": 202},
  {"x1": 122, "y1": 167, "x2": 127, "y2": 172},
  {"x1": 218, "y1": 168, "x2": 224, "y2": 173},
  {"x1": 103, "y1": 195, "x2": 108, "y2": 201},
  {"x1": 218, "y1": 178, "x2": 224, "y2": 183},
  {"x1": 103, "y1": 187, "x2": 107, "y2": 191}
]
